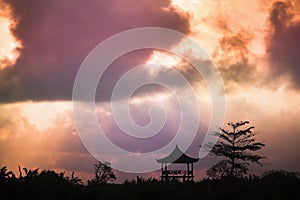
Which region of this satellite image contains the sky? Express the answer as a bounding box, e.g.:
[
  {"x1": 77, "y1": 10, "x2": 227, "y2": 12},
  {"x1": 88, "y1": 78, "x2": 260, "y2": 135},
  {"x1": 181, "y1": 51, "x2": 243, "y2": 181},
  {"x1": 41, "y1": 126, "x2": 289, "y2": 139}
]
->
[{"x1": 1, "y1": 0, "x2": 300, "y2": 182}]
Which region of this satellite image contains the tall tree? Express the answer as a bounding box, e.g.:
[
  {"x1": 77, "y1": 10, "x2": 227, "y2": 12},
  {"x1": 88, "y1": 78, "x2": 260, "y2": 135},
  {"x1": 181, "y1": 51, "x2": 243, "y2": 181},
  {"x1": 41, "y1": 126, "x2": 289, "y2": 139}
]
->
[{"x1": 205, "y1": 121, "x2": 265, "y2": 178}]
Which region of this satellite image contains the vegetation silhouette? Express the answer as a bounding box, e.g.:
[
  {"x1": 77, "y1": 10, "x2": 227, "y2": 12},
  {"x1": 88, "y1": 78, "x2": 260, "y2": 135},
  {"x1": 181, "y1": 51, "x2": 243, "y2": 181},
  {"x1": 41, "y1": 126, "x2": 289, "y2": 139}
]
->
[
  {"x1": 1, "y1": 164, "x2": 300, "y2": 199},
  {"x1": 203, "y1": 121, "x2": 265, "y2": 178}
]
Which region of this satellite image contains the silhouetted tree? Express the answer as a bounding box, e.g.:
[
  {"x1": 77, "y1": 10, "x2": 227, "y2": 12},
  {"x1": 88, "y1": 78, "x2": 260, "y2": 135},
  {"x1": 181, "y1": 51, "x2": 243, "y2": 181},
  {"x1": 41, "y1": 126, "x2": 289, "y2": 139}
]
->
[
  {"x1": 88, "y1": 161, "x2": 116, "y2": 186},
  {"x1": 205, "y1": 121, "x2": 265, "y2": 178}
]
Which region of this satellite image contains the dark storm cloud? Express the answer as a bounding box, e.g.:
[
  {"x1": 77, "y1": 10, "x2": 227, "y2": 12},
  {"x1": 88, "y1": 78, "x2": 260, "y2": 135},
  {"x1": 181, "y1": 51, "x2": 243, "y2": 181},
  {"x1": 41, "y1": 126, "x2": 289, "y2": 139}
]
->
[
  {"x1": 267, "y1": 1, "x2": 300, "y2": 89},
  {"x1": 0, "y1": 0, "x2": 190, "y2": 102}
]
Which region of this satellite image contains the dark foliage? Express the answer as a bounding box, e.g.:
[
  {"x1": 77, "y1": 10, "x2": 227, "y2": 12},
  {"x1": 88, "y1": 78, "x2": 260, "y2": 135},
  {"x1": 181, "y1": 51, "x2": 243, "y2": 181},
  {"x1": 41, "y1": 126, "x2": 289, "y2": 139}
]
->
[
  {"x1": 1, "y1": 165, "x2": 299, "y2": 200},
  {"x1": 0, "y1": 166, "x2": 85, "y2": 200}
]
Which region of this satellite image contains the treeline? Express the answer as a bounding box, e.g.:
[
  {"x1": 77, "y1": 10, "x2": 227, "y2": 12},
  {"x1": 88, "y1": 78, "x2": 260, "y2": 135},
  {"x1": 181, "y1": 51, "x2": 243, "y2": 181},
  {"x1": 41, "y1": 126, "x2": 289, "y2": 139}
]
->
[{"x1": 1, "y1": 164, "x2": 300, "y2": 200}]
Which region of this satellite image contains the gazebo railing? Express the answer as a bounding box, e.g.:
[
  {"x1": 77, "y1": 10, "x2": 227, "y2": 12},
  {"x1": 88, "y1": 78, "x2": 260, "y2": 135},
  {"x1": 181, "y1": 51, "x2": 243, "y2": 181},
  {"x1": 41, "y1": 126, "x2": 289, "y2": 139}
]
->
[{"x1": 161, "y1": 169, "x2": 194, "y2": 182}]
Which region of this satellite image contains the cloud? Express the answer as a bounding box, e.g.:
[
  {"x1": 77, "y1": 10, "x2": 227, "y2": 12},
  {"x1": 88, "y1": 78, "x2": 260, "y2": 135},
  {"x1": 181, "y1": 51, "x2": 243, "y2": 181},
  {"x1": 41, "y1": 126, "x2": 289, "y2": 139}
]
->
[
  {"x1": 0, "y1": 0, "x2": 22, "y2": 70},
  {"x1": 267, "y1": 1, "x2": 300, "y2": 89},
  {"x1": 212, "y1": 27, "x2": 259, "y2": 92},
  {"x1": 175, "y1": 0, "x2": 270, "y2": 93},
  {"x1": 0, "y1": 0, "x2": 190, "y2": 102}
]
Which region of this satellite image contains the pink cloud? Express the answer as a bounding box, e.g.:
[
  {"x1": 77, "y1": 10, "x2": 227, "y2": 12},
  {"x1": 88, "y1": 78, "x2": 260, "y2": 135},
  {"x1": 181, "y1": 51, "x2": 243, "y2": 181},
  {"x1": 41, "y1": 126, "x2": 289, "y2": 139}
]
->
[{"x1": 0, "y1": 0, "x2": 190, "y2": 102}]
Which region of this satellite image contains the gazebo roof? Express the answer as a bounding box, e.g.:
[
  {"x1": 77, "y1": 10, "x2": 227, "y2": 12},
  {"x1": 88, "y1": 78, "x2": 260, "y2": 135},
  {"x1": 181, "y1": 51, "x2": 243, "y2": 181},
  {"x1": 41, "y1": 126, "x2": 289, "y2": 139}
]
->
[{"x1": 156, "y1": 145, "x2": 199, "y2": 164}]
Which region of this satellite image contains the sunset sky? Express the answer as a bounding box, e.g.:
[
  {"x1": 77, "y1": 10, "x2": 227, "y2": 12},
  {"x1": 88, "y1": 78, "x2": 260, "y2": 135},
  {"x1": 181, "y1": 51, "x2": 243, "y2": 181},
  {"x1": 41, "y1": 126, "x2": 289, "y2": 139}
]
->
[{"x1": 1, "y1": 0, "x2": 300, "y2": 182}]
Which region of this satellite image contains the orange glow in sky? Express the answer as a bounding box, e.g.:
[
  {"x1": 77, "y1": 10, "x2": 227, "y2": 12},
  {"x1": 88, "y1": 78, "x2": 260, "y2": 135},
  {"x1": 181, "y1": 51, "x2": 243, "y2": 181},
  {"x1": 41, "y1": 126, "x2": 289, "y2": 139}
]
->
[
  {"x1": 171, "y1": 0, "x2": 268, "y2": 56},
  {"x1": 0, "y1": 2, "x2": 21, "y2": 69}
]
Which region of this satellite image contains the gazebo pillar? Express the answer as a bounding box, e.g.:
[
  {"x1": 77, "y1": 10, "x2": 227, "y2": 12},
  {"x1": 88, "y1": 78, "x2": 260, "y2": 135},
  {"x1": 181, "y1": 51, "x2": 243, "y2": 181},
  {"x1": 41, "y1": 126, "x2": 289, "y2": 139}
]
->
[
  {"x1": 186, "y1": 163, "x2": 190, "y2": 182},
  {"x1": 161, "y1": 163, "x2": 164, "y2": 181},
  {"x1": 191, "y1": 163, "x2": 194, "y2": 181}
]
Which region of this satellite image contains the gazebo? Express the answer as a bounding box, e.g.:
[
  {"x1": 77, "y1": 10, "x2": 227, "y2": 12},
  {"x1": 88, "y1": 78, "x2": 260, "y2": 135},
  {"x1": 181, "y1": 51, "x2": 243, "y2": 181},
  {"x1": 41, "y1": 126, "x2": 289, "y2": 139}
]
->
[{"x1": 156, "y1": 145, "x2": 199, "y2": 182}]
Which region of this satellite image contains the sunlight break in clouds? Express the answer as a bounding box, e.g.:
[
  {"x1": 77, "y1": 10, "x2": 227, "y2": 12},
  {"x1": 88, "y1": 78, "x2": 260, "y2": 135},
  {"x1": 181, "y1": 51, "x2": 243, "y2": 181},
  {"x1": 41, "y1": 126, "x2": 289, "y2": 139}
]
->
[
  {"x1": 20, "y1": 101, "x2": 73, "y2": 131},
  {"x1": 0, "y1": 1, "x2": 21, "y2": 69},
  {"x1": 146, "y1": 51, "x2": 182, "y2": 75}
]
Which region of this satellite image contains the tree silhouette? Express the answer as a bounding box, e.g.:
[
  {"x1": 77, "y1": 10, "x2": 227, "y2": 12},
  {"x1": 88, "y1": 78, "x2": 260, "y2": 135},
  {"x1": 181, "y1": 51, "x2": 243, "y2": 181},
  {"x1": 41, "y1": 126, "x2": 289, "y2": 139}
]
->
[
  {"x1": 205, "y1": 121, "x2": 265, "y2": 178},
  {"x1": 88, "y1": 161, "x2": 116, "y2": 186}
]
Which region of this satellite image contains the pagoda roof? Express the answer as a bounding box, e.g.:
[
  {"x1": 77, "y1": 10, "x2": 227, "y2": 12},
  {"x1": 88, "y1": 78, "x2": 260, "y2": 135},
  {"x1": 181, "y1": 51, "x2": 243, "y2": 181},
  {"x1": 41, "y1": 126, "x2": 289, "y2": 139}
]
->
[{"x1": 156, "y1": 145, "x2": 199, "y2": 164}]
